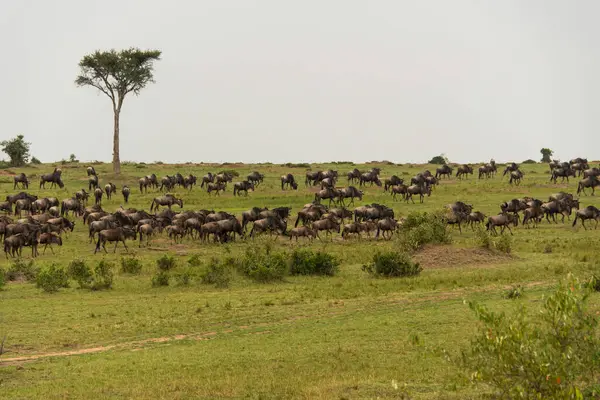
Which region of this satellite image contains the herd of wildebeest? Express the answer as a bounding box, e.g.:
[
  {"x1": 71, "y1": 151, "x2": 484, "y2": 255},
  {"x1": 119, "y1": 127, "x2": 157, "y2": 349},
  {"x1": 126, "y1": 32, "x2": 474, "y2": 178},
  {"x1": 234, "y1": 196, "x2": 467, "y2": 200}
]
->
[{"x1": 1, "y1": 157, "x2": 599, "y2": 258}]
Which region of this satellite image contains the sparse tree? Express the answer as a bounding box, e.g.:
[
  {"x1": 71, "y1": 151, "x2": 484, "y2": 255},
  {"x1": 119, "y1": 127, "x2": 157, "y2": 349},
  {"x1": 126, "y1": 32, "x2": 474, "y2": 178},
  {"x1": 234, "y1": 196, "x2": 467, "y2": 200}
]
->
[
  {"x1": 540, "y1": 148, "x2": 554, "y2": 163},
  {"x1": 69, "y1": 154, "x2": 77, "y2": 163},
  {"x1": 0, "y1": 135, "x2": 31, "y2": 167},
  {"x1": 428, "y1": 154, "x2": 449, "y2": 165},
  {"x1": 75, "y1": 48, "x2": 162, "y2": 174}
]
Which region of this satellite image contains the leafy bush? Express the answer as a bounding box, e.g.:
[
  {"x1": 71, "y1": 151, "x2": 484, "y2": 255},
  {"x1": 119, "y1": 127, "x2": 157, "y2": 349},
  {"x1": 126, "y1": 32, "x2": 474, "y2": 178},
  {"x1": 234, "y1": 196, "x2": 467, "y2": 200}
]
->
[
  {"x1": 67, "y1": 259, "x2": 93, "y2": 288},
  {"x1": 68, "y1": 259, "x2": 114, "y2": 290},
  {"x1": 504, "y1": 285, "x2": 524, "y2": 299},
  {"x1": 0, "y1": 267, "x2": 5, "y2": 289},
  {"x1": 495, "y1": 234, "x2": 512, "y2": 254},
  {"x1": 475, "y1": 228, "x2": 512, "y2": 254},
  {"x1": 151, "y1": 271, "x2": 170, "y2": 287},
  {"x1": 187, "y1": 254, "x2": 202, "y2": 267},
  {"x1": 120, "y1": 257, "x2": 142, "y2": 274},
  {"x1": 156, "y1": 254, "x2": 177, "y2": 271},
  {"x1": 428, "y1": 155, "x2": 449, "y2": 165},
  {"x1": 522, "y1": 159, "x2": 537, "y2": 164},
  {"x1": 201, "y1": 257, "x2": 233, "y2": 288},
  {"x1": 457, "y1": 275, "x2": 600, "y2": 399},
  {"x1": 5, "y1": 259, "x2": 39, "y2": 281},
  {"x1": 585, "y1": 274, "x2": 600, "y2": 292},
  {"x1": 174, "y1": 269, "x2": 193, "y2": 286},
  {"x1": 238, "y1": 246, "x2": 287, "y2": 283},
  {"x1": 399, "y1": 211, "x2": 452, "y2": 251},
  {"x1": 474, "y1": 227, "x2": 492, "y2": 249},
  {"x1": 289, "y1": 249, "x2": 339, "y2": 276},
  {"x1": 362, "y1": 251, "x2": 422, "y2": 278},
  {"x1": 91, "y1": 261, "x2": 114, "y2": 290},
  {"x1": 30, "y1": 156, "x2": 42, "y2": 165},
  {"x1": 218, "y1": 169, "x2": 240, "y2": 177},
  {"x1": 36, "y1": 264, "x2": 69, "y2": 293}
]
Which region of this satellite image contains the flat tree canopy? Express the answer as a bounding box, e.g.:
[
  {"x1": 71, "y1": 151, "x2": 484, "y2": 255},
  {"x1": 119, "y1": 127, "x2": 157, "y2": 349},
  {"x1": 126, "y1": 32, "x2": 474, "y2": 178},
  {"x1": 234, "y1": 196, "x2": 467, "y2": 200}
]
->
[{"x1": 75, "y1": 48, "x2": 161, "y2": 174}]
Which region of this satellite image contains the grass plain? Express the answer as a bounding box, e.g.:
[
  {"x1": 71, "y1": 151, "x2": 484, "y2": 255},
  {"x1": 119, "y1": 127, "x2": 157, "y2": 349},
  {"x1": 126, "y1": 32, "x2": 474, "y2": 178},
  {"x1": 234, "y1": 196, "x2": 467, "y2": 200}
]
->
[{"x1": 0, "y1": 160, "x2": 599, "y2": 399}]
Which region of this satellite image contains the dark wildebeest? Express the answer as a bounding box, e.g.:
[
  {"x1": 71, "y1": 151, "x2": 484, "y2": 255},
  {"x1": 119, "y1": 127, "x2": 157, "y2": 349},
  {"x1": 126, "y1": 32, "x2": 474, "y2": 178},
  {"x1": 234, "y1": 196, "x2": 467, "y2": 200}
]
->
[
  {"x1": 486, "y1": 213, "x2": 519, "y2": 235},
  {"x1": 571, "y1": 162, "x2": 590, "y2": 177},
  {"x1": 207, "y1": 182, "x2": 227, "y2": 195},
  {"x1": 88, "y1": 175, "x2": 99, "y2": 191},
  {"x1": 201, "y1": 172, "x2": 214, "y2": 188},
  {"x1": 138, "y1": 223, "x2": 154, "y2": 247},
  {"x1": 503, "y1": 162, "x2": 520, "y2": 177},
  {"x1": 139, "y1": 176, "x2": 150, "y2": 193},
  {"x1": 294, "y1": 205, "x2": 327, "y2": 227},
  {"x1": 390, "y1": 184, "x2": 408, "y2": 201},
  {"x1": 347, "y1": 168, "x2": 362, "y2": 184},
  {"x1": 312, "y1": 217, "x2": 341, "y2": 239},
  {"x1": 249, "y1": 216, "x2": 287, "y2": 237},
  {"x1": 86, "y1": 166, "x2": 97, "y2": 177},
  {"x1": 94, "y1": 188, "x2": 103, "y2": 205},
  {"x1": 241, "y1": 207, "x2": 268, "y2": 232},
  {"x1": 375, "y1": 217, "x2": 399, "y2": 239},
  {"x1": 39, "y1": 232, "x2": 63, "y2": 254},
  {"x1": 40, "y1": 168, "x2": 63, "y2": 189},
  {"x1": 447, "y1": 201, "x2": 473, "y2": 215},
  {"x1": 215, "y1": 172, "x2": 234, "y2": 185},
  {"x1": 216, "y1": 218, "x2": 244, "y2": 242},
  {"x1": 320, "y1": 177, "x2": 336, "y2": 189},
  {"x1": 150, "y1": 194, "x2": 183, "y2": 212},
  {"x1": 160, "y1": 175, "x2": 176, "y2": 191},
  {"x1": 281, "y1": 174, "x2": 297, "y2": 190},
  {"x1": 405, "y1": 185, "x2": 431, "y2": 204},
  {"x1": 89, "y1": 220, "x2": 117, "y2": 243},
  {"x1": 359, "y1": 171, "x2": 382, "y2": 187},
  {"x1": 247, "y1": 171, "x2": 264, "y2": 186},
  {"x1": 259, "y1": 207, "x2": 292, "y2": 221},
  {"x1": 14, "y1": 199, "x2": 33, "y2": 217},
  {"x1": 6, "y1": 192, "x2": 36, "y2": 205},
  {"x1": 75, "y1": 189, "x2": 89, "y2": 204},
  {"x1": 0, "y1": 202, "x2": 13, "y2": 215},
  {"x1": 583, "y1": 168, "x2": 600, "y2": 179},
  {"x1": 183, "y1": 174, "x2": 197, "y2": 190},
  {"x1": 522, "y1": 206, "x2": 545, "y2": 228},
  {"x1": 289, "y1": 226, "x2": 316, "y2": 241},
  {"x1": 478, "y1": 164, "x2": 496, "y2": 179},
  {"x1": 305, "y1": 171, "x2": 323, "y2": 187},
  {"x1": 548, "y1": 160, "x2": 561, "y2": 171},
  {"x1": 233, "y1": 181, "x2": 255, "y2": 196},
  {"x1": 456, "y1": 164, "x2": 473, "y2": 180},
  {"x1": 4, "y1": 233, "x2": 27, "y2": 258},
  {"x1": 509, "y1": 170, "x2": 524, "y2": 185},
  {"x1": 122, "y1": 186, "x2": 131, "y2": 203},
  {"x1": 384, "y1": 175, "x2": 404, "y2": 191},
  {"x1": 467, "y1": 211, "x2": 486, "y2": 229},
  {"x1": 577, "y1": 176, "x2": 600, "y2": 196},
  {"x1": 445, "y1": 211, "x2": 469, "y2": 233},
  {"x1": 61, "y1": 198, "x2": 83, "y2": 217},
  {"x1": 13, "y1": 173, "x2": 29, "y2": 190},
  {"x1": 572, "y1": 206, "x2": 600, "y2": 229},
  {"x1": 314, "y1": 187, "x2": 340, "y2": 206},
  {"x1": 550, "y1": 167, "x2": 575, "y2": 183},
  {"x1": 104, "y1": 183, "x2": 117, "y2": 199},
  {"x1": 337, "y1": 186, "x2": 363, "y2": 206},
  {"x1": 435, "y1": 165, "x2": 453, "y2": 179},
  {"x1": 94, "y1": 227, "x2": 137, "y2": 254}
]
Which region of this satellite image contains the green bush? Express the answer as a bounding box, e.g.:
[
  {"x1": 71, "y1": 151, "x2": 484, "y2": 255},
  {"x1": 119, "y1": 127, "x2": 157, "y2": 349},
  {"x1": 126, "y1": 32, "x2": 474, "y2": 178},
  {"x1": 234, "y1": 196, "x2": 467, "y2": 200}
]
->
[
  {"x1": 475, "y1": 227, "x2": 493, "y2": 250},
  {"x1": 188, "y1": 254, "x2": 202, "y2": 267},
  {"x1": 91, "y1": 261, "x2": 114, "y2": 290},
  {"x1": 67, "y1": 259, "x2": 93, "y2": 288},
  {"x1": 201, "y1": 257, "x2": 233, "y2": 288},
  {"x1": 522, "y1": 159, "x2": 537, "y2": 164},
  {"x1": 238, "y1": 246, "x2": 287, "y2": 283},
  {"x1": 289, "y1": 249, "x2": 339, "y2": 276},
  {"x1": 157, "y1": 254, "x2": 177, "y2": 271},
  {"x1": 504, "y1": 285, "x2": 524, "y2": 299},
  {"x1": 36, "y1": 264, "x2": 69, "y2": 293},
  {"x1": 0, "y1": 267, "x2": 5, "y2": 289},
  {"x1": 585, "y1": 275, "x2": 600, "y2": 292},
  {"x1": 6, "y1": 259, "x2": 39, "y2": 281},
  {"x1": 120, "y1": 257, "x2": 142, "y2": 274},
  {"x1": 151, "y1": 271, "x2": 170, "y2": 287},
  {"x1": 362, "y1": 251, "x2": 422, "y2": 278},
  {"x1": 457, "y1": 275, "x2": 600, "y2": 399},
  {"x1": 30, "y1": 156, "x2": 42, "y2": 165},
  {"x1": 428, "y1": 155, "x2": 448, "y2": 165},
  {"x1": 399, "y1": 211, "x2": 452, "y2": 251},
  {"x1": 495, "y1": 234, "x2": 512, "y2": 254}
]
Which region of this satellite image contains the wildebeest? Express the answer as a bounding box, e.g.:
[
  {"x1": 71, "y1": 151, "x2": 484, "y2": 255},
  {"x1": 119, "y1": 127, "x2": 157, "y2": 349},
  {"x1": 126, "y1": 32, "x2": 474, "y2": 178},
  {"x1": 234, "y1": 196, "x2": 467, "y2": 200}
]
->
[
  {"x1": 94, "y1": 188, "x2": 103, "y2": 205},
  {"x1": 6, "y1": 192, "x2": 37, "y2": 205},
  {"x1": 289, "y1": 226, "x2": 316, "y2": 241},
  {"x1": 384, "y1": 175, "x2": 404, "y2": 191},
  {"x1": 94, "y1": 227, "x2": 137, "y2": 254},
  {"x1": 38, "y1": 232, "x2": 63, "y2": 254},
  {"x1": 550, "y1": 167, "x2": 575, "y2": 183},
  {"x1": 390, "y1": 184, "x2": 408, "y2": 201},
  {"x1": 572, "y1": 206, "x2": 600, "y2": 229},
  {"x1": 577, "y1": 176, "x2": 600, "y2": 196},
  {"x1": 122, "y1": 186, "x2": 130, "y2": 203},
  {"x1": 467, "y1": 211, "x2": 486, "y2": 229},
  {"x1": 486, "y1": 213, "x2": 519, "y2": 235},
  {"x1": 40, "y1": 168, "x2": 63, "y2": 189},
  {"x1": 201, "y1": 172, "x2": 214, "y2": 188},
  {"x1": 281, "y1": 174, "x2": 297, "y2": 190},
  {"x1": 347, "y1": 168, "x2": 362, "y2": 184},
  {"x1": 435, "y1": 165, "x2": 453, "y2": 179},
  {"x1": 312, "y1": 217, "x2": 341, "y2": 239},
  {"x1": 0, "y1": 201, "x2": 13, "y2": 214},
  {"x1": 86, "y1": 166, "x2": 97, "y2": 177},
  {"x1": 359, "y1": 170, "x2": 382, "y2": 187},
  {"x1": 478, "y1": 161, "x2": 497, "y2": 179},
  {"x1": 75, "y1": 189, "x2": 89, "y2": 204},
  {"x1": 405, "y1": 185, "x2": 431, "y2": 204},
  {"x1": 249, "y1": 216, "x2": 287, "y2": 237},
  {"x1": 138, "y1": 223, "x2": 154, "y2": 247},
  {"x1": 583, "y1": 168, "x2": 600, "y2": 179},
  {"x1": 88, "y1": 175, "x2": 99, "y2": 191},
  {"x1": 160, "y1": 175, "x2": 176, "y2": 191},
  {"x1": 503, "y1": 162, "x2": 520, "y2": 177},
  {"x1": 183, "y1": 174, "x2": 197, "y2": 190},
  {"x1": 150, "y1": 194, "x2": 183, "y2": 212},
  {"x1": 305, "y1": 171, "x2": 323, "y2": 187},
  {"x1": 104, "y1": 183, "x2": 117, "y2": 199},
  {"x1": 206, "y1": 182, "x2": 227, "y2": 195},
  {"x1": 13, "y1": 173, "x2": 29, "y2": 190},
  {"x1": 61, "y1": 198, "x2": 83, "y2": 217},
  {"x1": 375, "y1": 217, "x2": 399, "y2": 239},
  {"x1": 89, "y1": 220, "x2": 116, "y2": 243},
  {"x1": 509, "y1": 170, "x2": 524, "y2": 185},
  {"x1": 14, "y1": 199, "x2": 33, "y2": 217},
  {"x1": 215, "y1": 172, "x2": 235, "y2": 185},
  {"x1": 456, "y1": 164, "x2": 473, "y2": 179},
  {"x1": 337, "y1": 186, "x2": 363, "y2": 206},
  {"x1": 233, "y1": 181, "x2": 255, "y2": 196},
  {"x1": 314, "y1": 187, "x2": 340, "y2": 206},
  {"x1": 247, "y1": 171, "x2": 264, "y2": 186},
  {"x1": 241, "y1": 207, "x2": 268, "y2": 232}
]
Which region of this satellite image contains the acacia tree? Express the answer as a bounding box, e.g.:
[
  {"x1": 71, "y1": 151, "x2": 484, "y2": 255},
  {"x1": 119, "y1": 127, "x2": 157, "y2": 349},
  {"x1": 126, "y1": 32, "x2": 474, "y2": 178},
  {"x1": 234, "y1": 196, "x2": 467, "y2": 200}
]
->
[
  {"x1": 540, "y1": 148, "x2": 554, "y2": 163},
  {"x1": 1, "y1": 135, "x2": 31, "y2": 166},
  {"x1": 75, "y1": 48, "x2": 161, "y2": 174}
]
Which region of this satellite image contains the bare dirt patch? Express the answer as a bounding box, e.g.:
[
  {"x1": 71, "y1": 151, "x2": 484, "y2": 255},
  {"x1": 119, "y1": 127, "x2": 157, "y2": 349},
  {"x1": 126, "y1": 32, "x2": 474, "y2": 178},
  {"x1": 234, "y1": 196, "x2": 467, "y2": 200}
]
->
[{"x1": 414, "y1": 245, "x2": 513, "y2": 269}]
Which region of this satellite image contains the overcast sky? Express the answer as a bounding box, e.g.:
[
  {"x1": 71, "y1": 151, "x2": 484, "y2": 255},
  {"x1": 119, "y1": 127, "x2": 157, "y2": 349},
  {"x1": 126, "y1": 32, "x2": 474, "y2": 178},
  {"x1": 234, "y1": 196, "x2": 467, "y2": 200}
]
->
[{"x1": 2, "y1": 1, "x2": 598, "y2": 164}]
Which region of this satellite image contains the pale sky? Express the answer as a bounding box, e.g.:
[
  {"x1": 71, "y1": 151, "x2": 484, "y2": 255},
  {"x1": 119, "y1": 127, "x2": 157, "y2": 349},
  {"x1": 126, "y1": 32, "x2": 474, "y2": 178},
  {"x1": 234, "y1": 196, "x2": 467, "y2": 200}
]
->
[{"x1": 2, "y1": 1, "x2": 598, "y2": 164}]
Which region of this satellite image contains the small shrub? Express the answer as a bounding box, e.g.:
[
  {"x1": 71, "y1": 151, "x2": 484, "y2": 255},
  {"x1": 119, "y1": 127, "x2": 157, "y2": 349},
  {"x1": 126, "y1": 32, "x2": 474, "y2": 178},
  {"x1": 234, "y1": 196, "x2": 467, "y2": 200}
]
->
[
  {"x1": 154, "y1": 160, "x2": 164, "y2": 165},
  {"x1": 495, "y1": 234, "x2": 512, "y2": 254},
  {"x1": 543, "y1": 243, "x2": 553, "y2": 254},
  {"x1": 201, "y1": 258, "x2": 233, "y2": 288},
  {"x1": 91, "y1": 261, "x2": 114, "y2": 290},
  {"x1": 289, "y1": 249, "x2": 339, "y2": 276},
  {"x1": 120, "y1": 257, "x2": 142, "y2": 274},
  {"x1": 36, "y1": 264, "x2": 69, "y2": 293},
  {"x1": 504, "y1": 285, "x2": 524, "y2": 299},
  {"x1": 521, "y1": 159, "x2": 537, "y2": 164},
  {"x1": 156, "y1": 254, "x2": 177, "y2": 271},
  {"x1": 135, "y1": 164, "x2": 146, "y2": 169},
  {"x1": 585, "y1": 275, "x2": 600, "y2": 292},
  {"x1": 6, "y1": 259, "x2": 39, "y2": 281},
  {"x1": 174, "y1": 269, "x2": 193, "y2": 286},
  {"x1": 30, "y1": 156, "x2": 41, "y2": 165},
  {"x1": 187, "y1": 254, "x2": 202, "y2": 267},
  {"x1": 399, "y1": 211, "x2": 451, "y2": 251},
  {"x1": 67, "y1": 259, "x2": 93, "y2": 288},
  {"x1": 238, "y1": 246, "x2": 287, "y2": 283},
  {"x1": 151, "y1": 271, "x2": 170, "y2": 287},
  {"x1": 362, "y1": 251, "x2": 422, "y2": 278},
  {"x1": 475, "y1": 227, "x2": 492, "y2": 250},
  {"x1": 0, "y1": 267, "x2": 5, "y2": 289},
  {"x1": 428, "y1": 155, "x2": 449, "y2": 165}
]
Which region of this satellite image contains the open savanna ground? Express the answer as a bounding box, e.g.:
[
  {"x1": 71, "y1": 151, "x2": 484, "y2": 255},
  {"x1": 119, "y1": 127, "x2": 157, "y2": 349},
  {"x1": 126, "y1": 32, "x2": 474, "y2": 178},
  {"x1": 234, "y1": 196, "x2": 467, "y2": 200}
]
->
[{"x1": 1, "y1": 160, "x2": 600, "y2": 399}]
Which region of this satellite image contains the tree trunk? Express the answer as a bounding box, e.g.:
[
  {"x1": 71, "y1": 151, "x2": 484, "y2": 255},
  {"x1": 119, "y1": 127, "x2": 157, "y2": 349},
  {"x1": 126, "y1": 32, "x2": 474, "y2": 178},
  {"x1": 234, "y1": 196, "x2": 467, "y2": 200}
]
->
[{"x1": 113, "y1": 108, "x2": 121, "y2": 175}]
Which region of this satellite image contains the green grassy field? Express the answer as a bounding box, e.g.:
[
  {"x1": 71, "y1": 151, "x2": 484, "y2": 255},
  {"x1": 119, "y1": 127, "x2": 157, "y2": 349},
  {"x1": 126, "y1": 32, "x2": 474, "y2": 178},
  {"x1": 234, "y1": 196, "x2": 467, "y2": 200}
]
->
[{"x1": 1, "y1": 160, "x2": 599, "y2": 399}]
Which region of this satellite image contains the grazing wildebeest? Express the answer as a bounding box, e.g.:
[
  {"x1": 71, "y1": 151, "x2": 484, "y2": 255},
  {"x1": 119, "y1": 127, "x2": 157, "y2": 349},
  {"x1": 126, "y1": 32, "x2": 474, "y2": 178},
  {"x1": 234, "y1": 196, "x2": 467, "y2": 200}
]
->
[
  {"x1": 456, "y1": 164, "x2": 473, "y2": 179},
  {"x1": 104, "y1": 183, "x2": 117, "y2": 199},
  {"x1": 39, "y1": 232, "x2": 63, "y2": 254},
  {"x1": 405, "y1": 184, "x2": 431, "y2": 204},
  {"x1": 249, "y1": 216, "x2": 287, "y2": 237},
  {"x1": 550, "y1": 167, "x2": 575, "y2": 183},
  {"x1": 233, "y1": 181, "x2": 255, "y2": 196},
  {"x1": 289, "y1": 226, "x2": 316, "y2": 241},
  {"x1": 281, "y1": 174, "x2": 297, "y2": 190},
  {"x1": 40, "y1": 168, "x2": 63, "y2": 189},
  {"x1": 247, "y1": 171, "x2": 264, "y2": 186},
  {"x1": 13, "y1": 173, "x2": 29, "y2": 189},
  {"x1": 577, "y1": 176, "x2": 600, "y2": 196},
  {"x1": 60, "y1": 198, "x2": 83, "y2": 217},
  {"x1": 347, "y1": 168, "x2": 362, "y2": 184},
  {"x1": 150, "y1": 194, "x2": 183, "y2": 212},
  {"x1": 206, "y1": 182, "x2": 227, "y2": 195},
  {"x1": 241, "y1": 207, "x2": 268, "y2": 232},
  {"x1": 337, "y1": 186, "x2": 363, "y2": 206},
  {"x1": 88, "y1": 175, "x2": 99, "y2": 191},
  {"x1": 435, "y1": 165, "x2": 453, "y2": 179},
  {"x1": 94, "y1": 188, "x2": 103, "y2": 205},
  {"x1": 375, "y1": 217, "x2": 399, "y2": 239},
  {"x1": 201, "y1": 172, "x2": 214, "y2": 188},
  {"x1": 572, "y1": 206, "x2": 600, "y2": 229},
  {"x1": 122, "y1": 186, "x2": 131, "y2": 203},
  {"x1": 486, "y1": 213, "x2": 518, "y2": 235},
  {"x1": 384, "y1": 175, "x2": 404, "y2": 191},
  {"x1": 509, "y1": 170, "x2": 524, "y2": 185},
  {"x1": 86, "y1": 166, "x2": 97, "y2": 176},
  {"x1": 94, "y1": 227, "x2": 137, "y2": 254}
]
